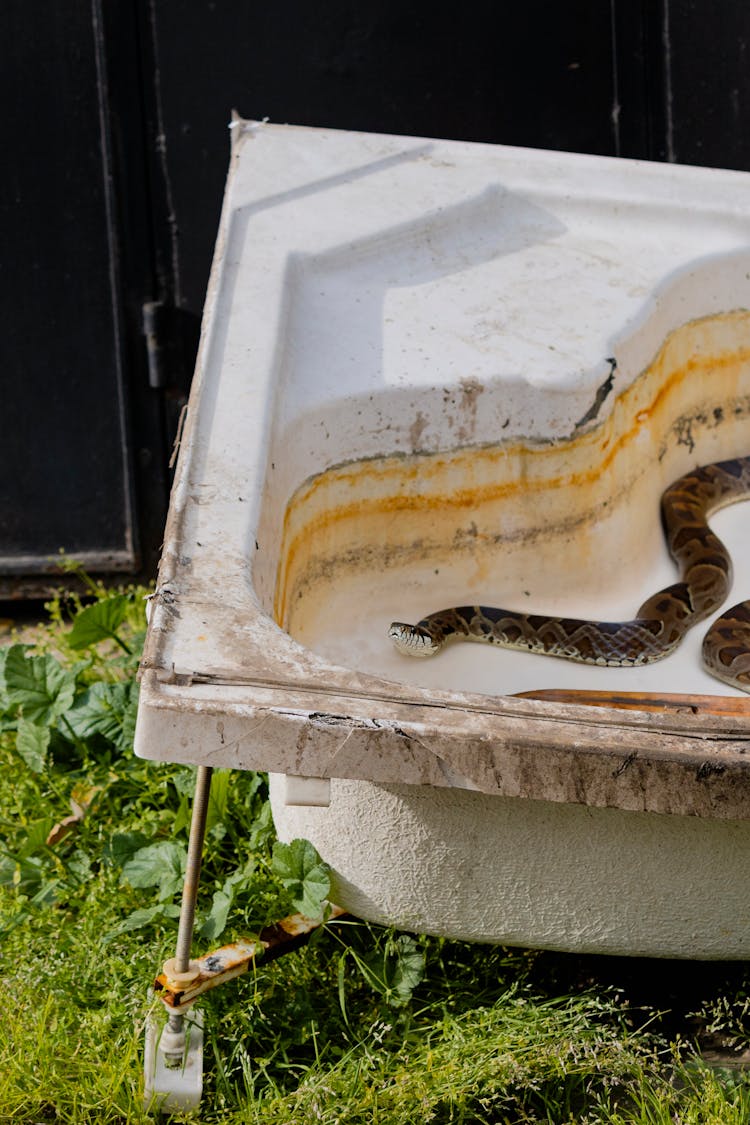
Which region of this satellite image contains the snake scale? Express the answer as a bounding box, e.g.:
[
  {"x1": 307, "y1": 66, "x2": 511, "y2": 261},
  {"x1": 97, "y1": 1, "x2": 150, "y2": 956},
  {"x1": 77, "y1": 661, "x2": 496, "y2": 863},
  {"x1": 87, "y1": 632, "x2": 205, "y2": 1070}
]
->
[{"x1": 389, "y1": 455, "x2": 750, "y2": 692}]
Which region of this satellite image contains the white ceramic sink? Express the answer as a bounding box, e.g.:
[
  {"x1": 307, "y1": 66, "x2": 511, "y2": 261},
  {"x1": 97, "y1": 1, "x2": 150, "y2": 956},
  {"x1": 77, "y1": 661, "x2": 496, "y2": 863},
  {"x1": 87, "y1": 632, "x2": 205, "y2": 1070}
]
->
[{"x1": 136, "y1": 121, "x2": 750, "y2": 957}]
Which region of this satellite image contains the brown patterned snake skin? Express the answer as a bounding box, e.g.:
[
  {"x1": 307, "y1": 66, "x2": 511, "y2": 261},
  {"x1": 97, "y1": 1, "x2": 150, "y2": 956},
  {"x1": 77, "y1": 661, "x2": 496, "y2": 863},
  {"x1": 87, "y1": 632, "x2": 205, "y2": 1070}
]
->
[{"x1": 389, "y1": 455, "x2": 750, "y2": 692}]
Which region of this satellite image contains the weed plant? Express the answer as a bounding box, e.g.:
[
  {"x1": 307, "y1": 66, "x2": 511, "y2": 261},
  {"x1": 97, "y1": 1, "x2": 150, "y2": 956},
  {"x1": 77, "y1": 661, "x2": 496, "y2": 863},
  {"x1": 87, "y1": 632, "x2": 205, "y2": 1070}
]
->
[{"x1": 1, "y1": 575, "x2": 749, "y2": 1122}]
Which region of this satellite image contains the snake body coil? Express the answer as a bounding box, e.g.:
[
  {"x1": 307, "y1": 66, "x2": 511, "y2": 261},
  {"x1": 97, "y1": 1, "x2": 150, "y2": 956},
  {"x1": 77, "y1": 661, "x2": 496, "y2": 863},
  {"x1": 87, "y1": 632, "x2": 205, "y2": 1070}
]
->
[{"x1": 389, "y1": 456, "x2": 750, "y2": 692}]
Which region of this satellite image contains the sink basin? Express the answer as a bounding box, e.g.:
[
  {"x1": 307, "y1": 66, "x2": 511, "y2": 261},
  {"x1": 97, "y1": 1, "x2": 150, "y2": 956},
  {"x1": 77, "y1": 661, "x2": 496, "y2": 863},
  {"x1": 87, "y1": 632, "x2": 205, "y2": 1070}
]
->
[{"x1": 136, "y1": 121, "x2": 750, "y2": 957}]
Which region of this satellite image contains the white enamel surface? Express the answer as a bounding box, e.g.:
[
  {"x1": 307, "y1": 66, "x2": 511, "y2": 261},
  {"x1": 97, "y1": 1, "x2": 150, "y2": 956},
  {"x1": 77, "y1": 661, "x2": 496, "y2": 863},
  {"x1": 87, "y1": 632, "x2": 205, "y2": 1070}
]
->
[
  {"x1": 148, "y1": 122, "x2": 750, "y2": 684},
  {"x1": 289, "y1": 501, "x2": 750, "y2": 698}
]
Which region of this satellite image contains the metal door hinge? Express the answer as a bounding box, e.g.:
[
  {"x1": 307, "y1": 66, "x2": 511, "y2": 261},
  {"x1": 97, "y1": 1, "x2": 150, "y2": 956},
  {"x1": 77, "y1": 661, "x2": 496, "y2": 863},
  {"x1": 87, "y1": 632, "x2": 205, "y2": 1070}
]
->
[{"x1": 142, "y1": 299, "x2": 169, "y2": 389}]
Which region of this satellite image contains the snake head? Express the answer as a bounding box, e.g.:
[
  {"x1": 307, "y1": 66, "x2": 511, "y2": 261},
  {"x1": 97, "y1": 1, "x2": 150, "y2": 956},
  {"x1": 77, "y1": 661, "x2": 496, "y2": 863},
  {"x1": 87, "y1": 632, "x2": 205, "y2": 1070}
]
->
[{"x1": 388, "y1": 621, "x2": 444, "y2": 657}]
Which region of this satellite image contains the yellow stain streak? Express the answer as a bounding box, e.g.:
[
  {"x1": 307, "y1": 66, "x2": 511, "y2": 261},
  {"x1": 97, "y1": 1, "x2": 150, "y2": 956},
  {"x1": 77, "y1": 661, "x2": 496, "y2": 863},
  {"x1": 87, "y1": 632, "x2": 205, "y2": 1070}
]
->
[{"x1": 273, "y1": 312, "x2": 750, "y2": 626}]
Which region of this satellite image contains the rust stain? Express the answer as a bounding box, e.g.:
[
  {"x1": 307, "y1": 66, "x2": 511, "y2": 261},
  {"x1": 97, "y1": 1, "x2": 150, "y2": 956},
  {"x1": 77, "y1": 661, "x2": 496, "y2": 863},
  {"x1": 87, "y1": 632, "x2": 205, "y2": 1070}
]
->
[
  {"x1": 154, "y1": 906, "x2": 348, "y2": 1010},
  {"x1": 515, "y1": 687, "x2": 750, "y2": 717},
  {"x1": 274, "y1": 312, "x2": 750, "y2": 626}
]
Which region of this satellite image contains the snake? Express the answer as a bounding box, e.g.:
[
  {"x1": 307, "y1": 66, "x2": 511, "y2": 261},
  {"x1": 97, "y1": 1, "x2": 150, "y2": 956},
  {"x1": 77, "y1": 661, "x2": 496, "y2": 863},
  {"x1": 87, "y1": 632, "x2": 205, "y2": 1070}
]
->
[{"x1": 389, "y1": 455, "x2": 750, "y2": 692}]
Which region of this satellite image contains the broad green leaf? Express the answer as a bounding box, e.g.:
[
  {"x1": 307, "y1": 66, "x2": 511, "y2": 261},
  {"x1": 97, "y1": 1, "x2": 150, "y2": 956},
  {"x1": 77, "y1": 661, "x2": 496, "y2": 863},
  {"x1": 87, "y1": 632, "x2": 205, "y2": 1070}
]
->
[
  {"x1": 248, "y1": 801, "x2": 275, "y2": 851},
  {"x1": 67, "y1": 595, "x2": 131, "y2": 650},
  {"x1": 20, "y1": 817, "x2": 57, "y2": 856},
  {"x1": 198, "y1": 862, "x2": 253, "y2": 941},
  {"x1": 271, "y1": 838, "x2": 330, "y2": 919},
  {"x1": 0, "y1": 643, "x2": 29, "y2": 721},
  {"x1": 360, "y1": 934, "x2": 426, "y2": 1008},
  {"x1": 171, "y1": 767, "x2": 197, "y2": 798},
  {"x1": 66, "y1": 681, "x2": 139, "y2": 751},
  {"x1": 105, "y1": 902, "x2": 181, "y2": 939},
  {"x1": 199, "y1": 888, "x2": 233, "y2": 941},
  {"x1": 225, "y1": 858, "x2": 255, "y2": 890},
  {"x1": 15, "y1": 718, "x2": 50, "y2": 772},
  {"x1": 67, "y1": 850, "x2": 92, "y2": 882},
  {"x1": 0, "y1": 853, "x2": 45, "y2": 893},
  {"x1": 4, "y1": 645, "x2": 76, "y2": 725},
  {"x1": 104, "y1": 830, "x2": 150, "y2": 867},
  {"x1": 121, "y1": 841, "x2": 187, "y2": 901},
  {"x1": 385, "y1": 935, "x2": 426, "y2": 1004}
]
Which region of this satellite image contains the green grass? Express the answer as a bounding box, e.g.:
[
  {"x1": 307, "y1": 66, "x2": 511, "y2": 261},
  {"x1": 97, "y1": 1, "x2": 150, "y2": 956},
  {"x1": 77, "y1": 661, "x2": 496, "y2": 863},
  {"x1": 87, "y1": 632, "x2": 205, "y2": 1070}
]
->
[{"x1": 1, "y1": 577, "x2": 749, "y2": 1123}]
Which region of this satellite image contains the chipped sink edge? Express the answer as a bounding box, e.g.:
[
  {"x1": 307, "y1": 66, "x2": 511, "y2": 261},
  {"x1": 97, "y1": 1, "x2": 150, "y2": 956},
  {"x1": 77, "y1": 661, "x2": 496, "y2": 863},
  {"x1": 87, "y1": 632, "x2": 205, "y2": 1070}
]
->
[{"x1": 135, "y1": 668, "x2": 750, "y2": 822}]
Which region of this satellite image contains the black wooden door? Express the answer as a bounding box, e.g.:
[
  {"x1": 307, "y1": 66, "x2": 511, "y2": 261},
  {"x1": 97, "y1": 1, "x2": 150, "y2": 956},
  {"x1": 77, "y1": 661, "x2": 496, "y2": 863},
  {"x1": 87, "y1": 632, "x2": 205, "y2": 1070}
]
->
[
  {"x1": 3, "y1": 1, "x2": 749, "y2": 594},
  {"x1": 1, "y1": 4, "x2": 141, "y2": 591},
  {"x1": 0, "y1": 2, "x2": 183, "y2": 595}
]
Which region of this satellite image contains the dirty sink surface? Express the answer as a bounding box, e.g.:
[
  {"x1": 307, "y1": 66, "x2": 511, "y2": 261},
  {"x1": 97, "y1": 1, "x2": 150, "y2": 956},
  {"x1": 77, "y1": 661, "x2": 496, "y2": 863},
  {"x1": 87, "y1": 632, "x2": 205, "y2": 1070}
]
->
[{"x1": 137, "y1": 121, "x2": 750, "y2": 820}]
